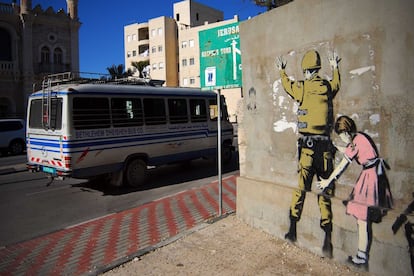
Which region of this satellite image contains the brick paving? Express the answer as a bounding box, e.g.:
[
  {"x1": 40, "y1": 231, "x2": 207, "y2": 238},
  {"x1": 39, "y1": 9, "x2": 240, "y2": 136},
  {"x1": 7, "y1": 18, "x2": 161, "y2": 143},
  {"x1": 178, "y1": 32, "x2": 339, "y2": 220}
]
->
[{"x1": 0, "y1": 175, "x2": 238, "y2": 276}]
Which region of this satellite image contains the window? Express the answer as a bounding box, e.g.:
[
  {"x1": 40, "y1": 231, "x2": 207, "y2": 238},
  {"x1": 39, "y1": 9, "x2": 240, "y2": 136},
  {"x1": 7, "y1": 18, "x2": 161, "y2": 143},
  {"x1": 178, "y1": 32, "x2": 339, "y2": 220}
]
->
[
  {"x1": 190, "y1": 99, "x2": 207, "y2": 122},
  {"x1": 152, "y1": 63, "x2": 157, "y2": 70},
  {"x1": 132, "y1": 50, "x2": 136, "y2": 57},
  {"x1": 29, "y1": 98, "x2": 63, "y2": 130},
  {"x1": 196, "y1": 13, "x2": 199, "y2": 21},
  {"x1": 190, "y1": 77, "x2": 195, "y2": 85},
  {"x1": 0, "y1": 28, "x2": 12, "y2": 61},
  {"x1": 158, "y1": 45, "x2": 163, "y2": 52},
  {"x1": 176, "y1": 13, "x2": 180, "y2": 21},
  {"x1": 127, "y1": 35, "x2": 131, "y2": 42},
  {"x1": 41, "y1": 46, "x2": 50, "y2": 64},
  {"x1": 183, "y1": 78, "x2": 188, "y2": 86},
  {"x1": 209, "y1": 99, "x2": 225, "y2": 121},
  {"x1": 181, "y1": 41, "x2": 187, "y2": 48},
  {"x1": 143, "y1": 98, "x2": 166, "y2": 125},
  {"x1": 189, "y1": 39, "x2": 194, "y2": 47},
  {"x1": 132, "y1": 34, "x2": 137, "y2": 41},
  {"x1": 53, "y1": 48, "x2": 63, "y2": 64},
  {"x1": 111, "y1": 98, "x2": 143, "y2": 127},
  {"x1": 151, "y1": 46, "x2": 156, "y2": 53},
  {"x1": 159, "y1": 62, "x2": 164, "y2": 69},
  {"x1": 157, "y1": 28, "x2": 163, "y2": 35},
  {"x1": 189, "y1": 57, "x2": 195, "y2": 65},
  {"x1": 168, "y1": 99, "x2": 188, "y2": 124},
  {"x1": 73, "y1": 98, "x2": 110, "y2": 129},
  {"x1": 151, "y1": 29, "x2": 156, "y2": 37},
  {"x1": 182, "y1": 59, "x2": 187, "y2": 67},
  {"x1": 127, "y1": 51, "x2": 131, "y2": 58},
  {"x1": 0, "y1": 121, "x2": 23, "y2": 132}
]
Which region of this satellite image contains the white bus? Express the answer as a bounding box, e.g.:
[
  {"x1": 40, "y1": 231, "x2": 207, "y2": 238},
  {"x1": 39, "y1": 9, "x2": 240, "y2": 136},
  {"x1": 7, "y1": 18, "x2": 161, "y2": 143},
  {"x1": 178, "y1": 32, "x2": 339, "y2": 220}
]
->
[{"x1": 26, "y1": 75, "x2": 234, "y2": 187}]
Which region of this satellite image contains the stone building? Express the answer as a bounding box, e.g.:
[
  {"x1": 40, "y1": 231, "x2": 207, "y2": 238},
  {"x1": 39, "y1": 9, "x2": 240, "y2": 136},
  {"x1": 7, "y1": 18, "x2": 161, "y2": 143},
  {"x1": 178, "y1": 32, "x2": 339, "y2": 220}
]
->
[{"x1": 0, "y1": 0, "x2": 80, "y2": 118}]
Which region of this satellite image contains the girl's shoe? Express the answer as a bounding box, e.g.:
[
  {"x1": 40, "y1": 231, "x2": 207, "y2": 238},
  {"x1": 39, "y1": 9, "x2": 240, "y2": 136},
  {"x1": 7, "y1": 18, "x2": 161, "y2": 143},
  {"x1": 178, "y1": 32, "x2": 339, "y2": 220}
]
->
[{"x1": 347, "y1": 250, "x2": 369, "y2": 271}]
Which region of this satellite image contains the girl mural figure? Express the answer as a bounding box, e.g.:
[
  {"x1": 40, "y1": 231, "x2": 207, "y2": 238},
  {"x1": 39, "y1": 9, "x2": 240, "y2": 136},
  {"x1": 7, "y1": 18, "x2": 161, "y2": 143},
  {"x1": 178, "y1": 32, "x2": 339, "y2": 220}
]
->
[{"x1": 317, "y1": 115, "x2": 393, "y2": 269}]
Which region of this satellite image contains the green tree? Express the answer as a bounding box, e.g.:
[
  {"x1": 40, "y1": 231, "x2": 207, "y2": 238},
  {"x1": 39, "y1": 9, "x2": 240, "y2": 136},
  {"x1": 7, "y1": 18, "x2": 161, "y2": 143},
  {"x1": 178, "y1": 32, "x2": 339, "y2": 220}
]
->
[
  {"x1": 131, "y1": 61, "x2": 150, "y2": 78},
  {"x1": 106, "y1": 64, "x2": 132, "y2": 80}
]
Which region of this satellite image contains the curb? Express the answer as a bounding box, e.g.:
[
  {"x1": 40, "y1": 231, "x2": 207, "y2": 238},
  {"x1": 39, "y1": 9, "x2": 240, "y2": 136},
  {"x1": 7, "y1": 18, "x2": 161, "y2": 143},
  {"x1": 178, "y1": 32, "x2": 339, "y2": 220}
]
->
[{"x1": 0, "y1": 164, "x2": 26, "y2": 175}]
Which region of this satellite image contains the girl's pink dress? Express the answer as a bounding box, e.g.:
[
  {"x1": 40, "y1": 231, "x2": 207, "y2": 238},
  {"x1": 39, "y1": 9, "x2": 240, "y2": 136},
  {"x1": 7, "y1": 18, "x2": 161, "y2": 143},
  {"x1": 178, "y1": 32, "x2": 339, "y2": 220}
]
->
[{"x1": 344, "y1": 133, "x2": 393, "y2": 221}]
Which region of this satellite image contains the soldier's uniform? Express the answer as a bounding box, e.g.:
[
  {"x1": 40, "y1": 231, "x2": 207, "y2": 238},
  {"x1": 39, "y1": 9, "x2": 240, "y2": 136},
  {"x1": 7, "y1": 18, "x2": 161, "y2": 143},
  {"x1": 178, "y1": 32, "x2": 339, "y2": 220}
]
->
[{"x1": 279, "y1": 50, "x2": 340, "y2": 255}]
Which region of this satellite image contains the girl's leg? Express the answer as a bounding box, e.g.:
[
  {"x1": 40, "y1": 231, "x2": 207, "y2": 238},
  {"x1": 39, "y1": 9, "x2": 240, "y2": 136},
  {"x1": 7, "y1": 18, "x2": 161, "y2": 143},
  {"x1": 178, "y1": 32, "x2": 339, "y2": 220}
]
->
[
  {"x1": 357, "y1": 220, "x2": 369, "y2": 252},
  {"x1": 348, "y1": 219, "x2": 369, "y2": 267}
]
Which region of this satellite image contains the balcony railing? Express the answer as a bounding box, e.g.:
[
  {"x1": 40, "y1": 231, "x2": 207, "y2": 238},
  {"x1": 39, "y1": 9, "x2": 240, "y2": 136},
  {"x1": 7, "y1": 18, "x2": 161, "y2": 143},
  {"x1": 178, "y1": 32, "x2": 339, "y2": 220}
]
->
[{"x1": 0, "y1": 3, "x2": 14, "y2": 14}]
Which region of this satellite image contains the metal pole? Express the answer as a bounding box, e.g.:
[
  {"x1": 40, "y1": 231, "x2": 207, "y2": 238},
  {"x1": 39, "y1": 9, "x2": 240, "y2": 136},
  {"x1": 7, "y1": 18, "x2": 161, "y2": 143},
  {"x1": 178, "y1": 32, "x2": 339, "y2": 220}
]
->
[{"x1": 217, "y1": 89, "x2": 222, "y2": 217}]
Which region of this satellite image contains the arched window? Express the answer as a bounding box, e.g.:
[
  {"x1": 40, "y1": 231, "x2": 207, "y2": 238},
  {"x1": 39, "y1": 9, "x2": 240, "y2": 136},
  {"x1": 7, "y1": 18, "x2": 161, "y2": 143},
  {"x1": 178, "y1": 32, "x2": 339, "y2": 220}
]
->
[
  {"x1": 53, "y1": 47, "x2": 63, "y2": 64},
  {"x1": 0, "y1": 28, "x2": 12, "y2": 61},
  {"x1": 41, "y1": 46, "x2": 50, "y2": 64}
]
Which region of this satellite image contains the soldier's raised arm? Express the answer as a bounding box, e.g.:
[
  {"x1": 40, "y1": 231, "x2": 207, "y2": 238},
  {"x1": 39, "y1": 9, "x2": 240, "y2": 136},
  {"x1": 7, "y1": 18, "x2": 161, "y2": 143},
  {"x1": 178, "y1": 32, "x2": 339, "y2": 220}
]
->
[{"x1": 328, "y1": 51, "x2": 341, "y2": 97}]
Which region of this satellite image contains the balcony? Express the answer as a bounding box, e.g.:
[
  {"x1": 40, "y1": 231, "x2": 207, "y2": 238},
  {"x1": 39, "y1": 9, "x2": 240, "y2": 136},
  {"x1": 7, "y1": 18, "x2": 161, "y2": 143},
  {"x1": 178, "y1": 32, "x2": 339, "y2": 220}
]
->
[
  {"x1": 0, "y1": 3, "x2": 14, "y2": 15},
  {"x1": 34, "y1": 63, "x2": 71, "y2": 74},
  {"x1": 0, "y1": 61, "x2": 19, "y2": 77}
]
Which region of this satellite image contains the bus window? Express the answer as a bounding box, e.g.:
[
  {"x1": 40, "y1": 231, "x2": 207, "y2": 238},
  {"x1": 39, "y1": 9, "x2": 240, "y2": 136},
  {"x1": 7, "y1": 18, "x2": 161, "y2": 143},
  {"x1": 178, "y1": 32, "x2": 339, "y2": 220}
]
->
[
  {"x1": 111, "y1": 98, "x2": 143, "y2": 127},
  {"x1": 168, "y1": 98, "x2": 188, "y2": 124},
  {"x1": 143, "y1": 98, "x2": 166, "y2": 125},
  {"x1": 209, "y1": 99, "x2": 219, "y2": 121},
  {"x1": 189, "y1": 99, "x2": 207, "y2": 122},
  {"x1": 73, "y1": 97, "x2": 110, "y2": 129},
  {"x1": 29, "y1": 98, "x2": 63, "y2": 130}
]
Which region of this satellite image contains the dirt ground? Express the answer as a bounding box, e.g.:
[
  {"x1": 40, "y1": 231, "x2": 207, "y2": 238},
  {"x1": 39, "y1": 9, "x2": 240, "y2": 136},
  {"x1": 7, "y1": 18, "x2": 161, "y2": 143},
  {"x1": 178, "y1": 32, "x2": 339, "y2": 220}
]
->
[{"x1": 102, "y1": 214, "x2": 371, "y2": 275}]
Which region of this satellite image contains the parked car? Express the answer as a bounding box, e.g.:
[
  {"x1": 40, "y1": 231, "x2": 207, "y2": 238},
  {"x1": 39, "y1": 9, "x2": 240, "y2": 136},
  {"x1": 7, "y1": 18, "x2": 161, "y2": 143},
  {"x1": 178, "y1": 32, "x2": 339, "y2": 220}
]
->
[{"x1": 0, "y1": 119, "x2": 26, "y2": 155}]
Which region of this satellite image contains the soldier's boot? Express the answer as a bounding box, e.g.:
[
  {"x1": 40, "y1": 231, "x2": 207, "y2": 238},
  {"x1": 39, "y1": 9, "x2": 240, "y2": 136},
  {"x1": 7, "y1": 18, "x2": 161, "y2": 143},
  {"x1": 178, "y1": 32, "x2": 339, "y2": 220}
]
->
[
  {"x1": 322, "y1": 225, "x2": 333, "y2": 258},
  {"x1": 285, "y1": 218, "x2": 297, "y2": 242}
]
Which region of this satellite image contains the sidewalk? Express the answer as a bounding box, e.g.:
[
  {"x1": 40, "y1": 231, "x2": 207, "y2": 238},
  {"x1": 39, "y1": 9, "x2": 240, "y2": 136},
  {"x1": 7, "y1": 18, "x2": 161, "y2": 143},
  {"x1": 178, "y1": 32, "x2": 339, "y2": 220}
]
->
[
  {"x1": 0, "y1": 175, "x2": 237, "y2": 275},
  {"x1": 0, "y1": 172, "x2": 370, "y2": 276},
  {"x1": 103, "y1": 213, "x2": 370, "y2": 276}
]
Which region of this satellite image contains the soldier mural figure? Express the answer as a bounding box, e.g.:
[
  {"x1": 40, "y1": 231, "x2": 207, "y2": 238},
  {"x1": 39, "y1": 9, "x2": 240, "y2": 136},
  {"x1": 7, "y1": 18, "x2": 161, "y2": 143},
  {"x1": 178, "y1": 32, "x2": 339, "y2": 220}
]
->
[{"x1": 276, "y1": 50, "x2": 341, "y2": 257}]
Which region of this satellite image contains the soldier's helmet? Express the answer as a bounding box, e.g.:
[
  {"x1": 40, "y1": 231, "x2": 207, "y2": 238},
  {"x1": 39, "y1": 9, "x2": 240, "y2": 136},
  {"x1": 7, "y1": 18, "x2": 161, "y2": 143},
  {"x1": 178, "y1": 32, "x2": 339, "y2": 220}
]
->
[{"x1": 302, "y1": 50, "x2": 321, "y2": 71}]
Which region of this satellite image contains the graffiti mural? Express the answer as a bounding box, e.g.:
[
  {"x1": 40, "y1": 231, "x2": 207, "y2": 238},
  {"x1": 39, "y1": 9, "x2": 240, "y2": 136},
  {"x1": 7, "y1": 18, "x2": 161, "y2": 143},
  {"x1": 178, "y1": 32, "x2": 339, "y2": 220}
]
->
[
  {"x1": 317, "y1": 115, "x2": 393, "y2": 270},
  {"x1": 246, "y1": 87, "x2": 257, "y2": 112},
  {"x1": 392, "y1": 193, "x2": 414, "y2": 274},
  {"x1": 276, "y1": 50, "x2": 341, "y2": 258}
]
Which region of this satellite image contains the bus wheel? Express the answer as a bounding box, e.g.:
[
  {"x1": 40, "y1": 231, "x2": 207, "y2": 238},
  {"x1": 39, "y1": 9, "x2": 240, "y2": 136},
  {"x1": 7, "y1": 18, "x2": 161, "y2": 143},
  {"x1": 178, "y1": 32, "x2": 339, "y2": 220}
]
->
[
  {"x1": 9, "y1": 139, "x2": 25, "y2": 155},
  {"x1": 124, "y1": 159, "x2": 147, "y2": 187}
]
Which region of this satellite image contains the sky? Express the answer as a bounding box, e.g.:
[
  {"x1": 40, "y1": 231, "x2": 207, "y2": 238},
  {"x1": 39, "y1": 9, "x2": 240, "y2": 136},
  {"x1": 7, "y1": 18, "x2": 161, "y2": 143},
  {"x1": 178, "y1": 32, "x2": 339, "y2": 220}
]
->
[{"x1": 12, "y1": 0, "x2": 268, "y2": 75}]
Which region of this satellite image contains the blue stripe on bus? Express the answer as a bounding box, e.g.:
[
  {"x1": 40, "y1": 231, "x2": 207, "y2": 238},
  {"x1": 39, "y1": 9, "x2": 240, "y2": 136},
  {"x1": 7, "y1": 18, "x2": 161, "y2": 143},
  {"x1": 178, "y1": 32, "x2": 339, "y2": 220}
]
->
[
  {"x1": 27, "y1": 130, "x2": 232, "y2": 154},
  {"x1": 27, "y1": 129, "x2": 232, "y2": 149},
  {"x1": 28, "y1": 130, "x2": 223, "y2": 148}
]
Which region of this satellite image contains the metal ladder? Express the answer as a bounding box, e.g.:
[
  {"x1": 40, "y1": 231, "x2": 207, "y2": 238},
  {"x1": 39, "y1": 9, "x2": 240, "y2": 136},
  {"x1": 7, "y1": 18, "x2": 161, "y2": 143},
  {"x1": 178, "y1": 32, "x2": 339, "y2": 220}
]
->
[{"x1": 41, "y1": 72, "x2": 72, "y2": 130}]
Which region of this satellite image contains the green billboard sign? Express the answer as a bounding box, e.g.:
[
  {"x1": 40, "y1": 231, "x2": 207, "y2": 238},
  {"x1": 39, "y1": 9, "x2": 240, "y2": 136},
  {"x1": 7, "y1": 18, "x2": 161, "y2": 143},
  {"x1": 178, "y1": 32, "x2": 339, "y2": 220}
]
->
[{"x1": 199, "y1": 22, "x2": 242, "y2": 90}]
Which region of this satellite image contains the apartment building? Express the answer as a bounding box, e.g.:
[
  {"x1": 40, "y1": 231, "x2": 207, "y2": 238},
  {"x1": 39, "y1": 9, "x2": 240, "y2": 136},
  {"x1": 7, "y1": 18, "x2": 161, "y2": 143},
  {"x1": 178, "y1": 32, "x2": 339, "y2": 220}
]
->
[
  {"x1": 124, "y1": 0, "x2": 238, "y2": 88},
  {"x1": 124, "y1": 16, "x2": 178, "y2": 86},
  {"x1": 124, "y1": 0, "x2": 242, "y2": 121}
]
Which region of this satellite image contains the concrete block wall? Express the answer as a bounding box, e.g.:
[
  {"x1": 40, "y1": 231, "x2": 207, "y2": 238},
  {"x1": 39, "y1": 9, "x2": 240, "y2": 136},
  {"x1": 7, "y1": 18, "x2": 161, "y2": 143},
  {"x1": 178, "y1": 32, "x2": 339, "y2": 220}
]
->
[{"x1": 237, "y1": 0, "x2": 414, "y2": 274}]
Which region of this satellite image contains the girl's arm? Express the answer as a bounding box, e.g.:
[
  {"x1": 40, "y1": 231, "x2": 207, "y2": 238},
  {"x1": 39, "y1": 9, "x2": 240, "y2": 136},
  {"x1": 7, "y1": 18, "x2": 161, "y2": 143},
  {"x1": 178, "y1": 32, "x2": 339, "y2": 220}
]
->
[{"x1": 317, "y1": 157, "x2": 351, "y2": 189}]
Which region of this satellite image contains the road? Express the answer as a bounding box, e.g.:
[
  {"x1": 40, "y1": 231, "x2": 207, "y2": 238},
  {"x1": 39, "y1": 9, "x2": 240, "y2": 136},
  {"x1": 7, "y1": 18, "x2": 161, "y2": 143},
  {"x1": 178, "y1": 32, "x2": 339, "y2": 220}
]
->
[{"x1": 0, "y1": 153, "x2": 239, "y2": 247}]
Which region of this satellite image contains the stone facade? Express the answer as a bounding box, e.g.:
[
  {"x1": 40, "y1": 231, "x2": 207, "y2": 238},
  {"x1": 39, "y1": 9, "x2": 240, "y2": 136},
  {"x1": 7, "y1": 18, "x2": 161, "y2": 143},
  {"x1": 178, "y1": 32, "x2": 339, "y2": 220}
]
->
[
  {"x1": 0, "y1": 0, "x2": 80, "y2": 118},
  {"x1": 237, "y1": 0, "x2": 414, "y2": 274}
]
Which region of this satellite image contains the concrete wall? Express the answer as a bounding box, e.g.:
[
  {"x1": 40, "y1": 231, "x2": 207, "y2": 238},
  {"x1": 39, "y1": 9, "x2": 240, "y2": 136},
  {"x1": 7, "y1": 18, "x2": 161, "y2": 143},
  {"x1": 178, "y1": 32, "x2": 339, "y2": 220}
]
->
[{"x1": 237, "y1": 0, "x2": 414, "y2": 274}]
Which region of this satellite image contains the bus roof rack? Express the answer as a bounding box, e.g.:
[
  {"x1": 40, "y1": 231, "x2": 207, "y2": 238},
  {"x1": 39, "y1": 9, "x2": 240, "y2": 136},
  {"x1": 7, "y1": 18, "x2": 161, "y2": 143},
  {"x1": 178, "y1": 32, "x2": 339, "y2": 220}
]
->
[{"x1": 39, "y1": 72, "x2": 165, "y2": 88}]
